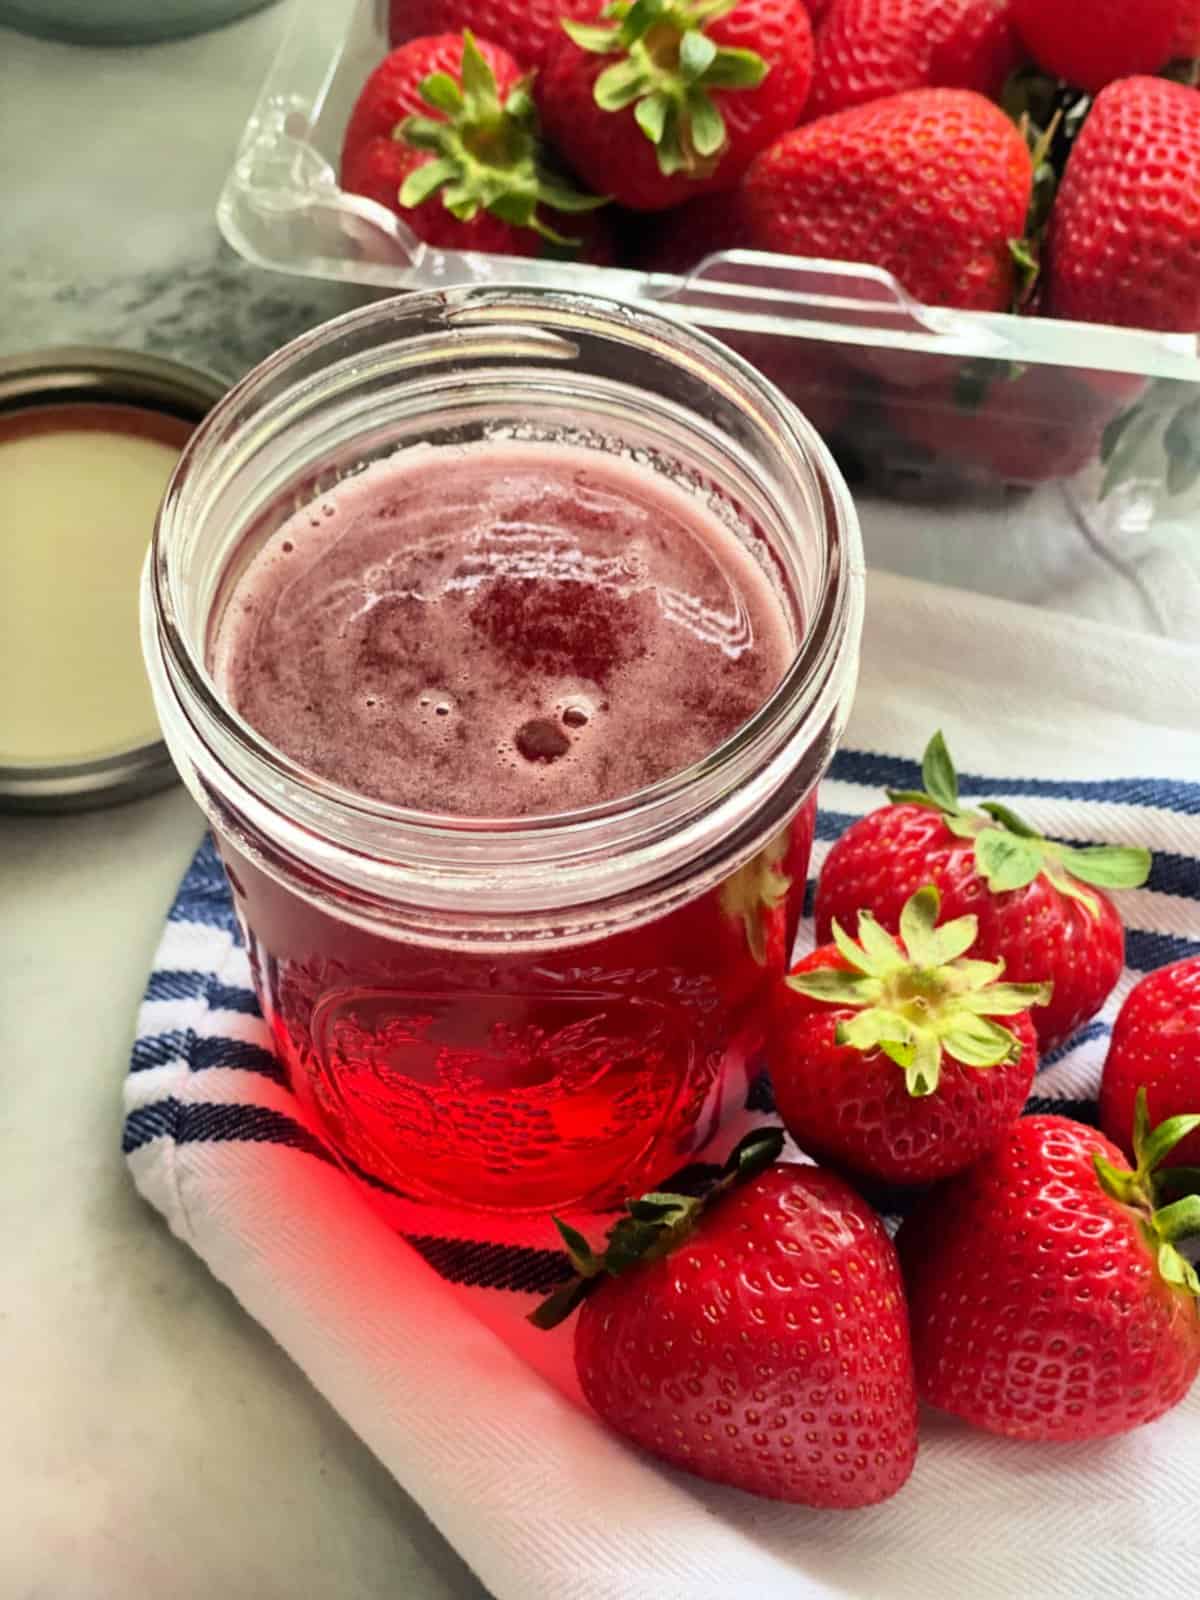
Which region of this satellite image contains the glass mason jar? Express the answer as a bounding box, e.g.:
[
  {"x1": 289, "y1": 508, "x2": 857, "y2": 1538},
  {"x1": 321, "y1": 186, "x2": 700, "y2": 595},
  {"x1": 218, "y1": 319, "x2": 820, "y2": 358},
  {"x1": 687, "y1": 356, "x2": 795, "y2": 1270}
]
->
[{"x1": 142, "y1": 288, "x2": 864, "y2": 1214}]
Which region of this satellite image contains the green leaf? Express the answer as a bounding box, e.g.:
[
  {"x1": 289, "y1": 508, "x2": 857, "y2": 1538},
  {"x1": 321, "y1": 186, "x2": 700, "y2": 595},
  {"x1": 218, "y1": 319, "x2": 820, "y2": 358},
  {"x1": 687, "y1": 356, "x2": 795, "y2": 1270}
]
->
[
  {"x1": 1133, "y1": 1085, "x2": 1150, "y2": 1157},
  {"x1": 399, "y1": 115, "x2": 456, "y2": 153},
  {"x1": 904, "y1": 1031, "x2": 942, "y2": 1097},
  {"x1": 1157, "y1": 1241, "x2": 1200, "y2": 1297},
  {"x1": 553, "y1": 1218, "x2": 599, "y2": 1276},
  {"x1": 922, "y1": 913, "x2": 980, "y2": 968},
  {"x1": 536, "y1": 177, "x2": 609, "y2": 214},
  {"x1": 856, "y1": 911, "x2": 907, "y2": 975},
  {"x1": 830, "y1": 916, "x2": 872, "y2": 974},
  {"x1": 527, "y1": 1275, "x2": 592, "y2": 1329},
  {"x1": 1139, "y1": 1110, "x2": 1200, "y2": 1176},
  {"x1": 686, "y1": 87, "x2": 726, "y2": 157},
  {"x1": 898, "y1": 884, "x2": 942, "y2": 966},
  {"x1": 419, "y1": 72, "x2": 464, "y2": 115},
  {"x1": 655, "y1": 105, "x2": 687, "y2": 174},
  {"x1": 620, "y1": 0, "x2": 667, "y2": 40},
  {"x1": 940, "y1": 1014, "x2": 1019, "y2": 1068},
  {"x1": 951, "y1": 958, "x2": 1008, "y2": 988},
  {"x1": 975, "y1": 829, "x2": 1043, "y2": 893},
  {"x1": 1008, "y1": 235, "x2": 1040, "y2": 307},
  {"x1": 561, "y1": 19, "x2": 623, "y2": 53},
  {"x1": 595, "y1": 57, "x2": 654, "y2": 111},
  {"x1": 1154, "y1": 1194, "x2": 1200, "y2": 1245},
  {"x1": 1093, "y1": 1151, "x2": 1141, "y2": 1208},
  {"x1": 943, "y1": 813, "x2": 979, "y2": 841},
  {"x1": 398, "y1": 157, "x2": 459, "y2": 208},
  {"x1": 921, "y1": 731, "x2": 960, "y2": 813},
  {"x1": 979, "y1": 800, "x2": 1039, "y2": 838},
  {"x1": 836, "y1": 1007, "x2": 913, "y2": 1054},
  {"x1": 679, "y1": 28, "x2": 718, "y2": 81},
  {"x1": 959, "y1": 980, "x2": 1051, "y2": 1016},
  {"x1": 459, "y1": 30, "x2": 500, "y2": 117},
  {"x1": 635, "y1": 91, "x2": 670, "y2": 145},
  {"x1": 726, "y1": 1126, "x2": 785, "y2": 1182},
  {"x1": 785, "y1": 970, "x2": 882, "y2": 1007},
  {"x1": 1059, "y1": 843, "x2": 1152, "y2": 890},
  {"x1": 700, "y1": 44, "x2": 768, "y2": 90},
  {"x1": 886, "y1": 789, "x2": 942, "y2": 808}
]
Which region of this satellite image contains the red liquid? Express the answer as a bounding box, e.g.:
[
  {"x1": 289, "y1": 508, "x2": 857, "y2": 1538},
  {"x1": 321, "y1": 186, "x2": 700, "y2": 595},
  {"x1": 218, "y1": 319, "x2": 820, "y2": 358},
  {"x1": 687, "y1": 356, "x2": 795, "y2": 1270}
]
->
[{"x1": 213, "y1": 442, "x2": 813, "y2": 1210}]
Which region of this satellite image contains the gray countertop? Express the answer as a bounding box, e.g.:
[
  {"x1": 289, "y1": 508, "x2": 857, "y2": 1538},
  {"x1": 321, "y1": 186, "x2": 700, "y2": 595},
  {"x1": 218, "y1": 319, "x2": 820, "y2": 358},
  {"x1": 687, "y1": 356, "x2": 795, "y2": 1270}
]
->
[{"x1": 1, "y1": 6, "x2": 485, "y2": 1597}]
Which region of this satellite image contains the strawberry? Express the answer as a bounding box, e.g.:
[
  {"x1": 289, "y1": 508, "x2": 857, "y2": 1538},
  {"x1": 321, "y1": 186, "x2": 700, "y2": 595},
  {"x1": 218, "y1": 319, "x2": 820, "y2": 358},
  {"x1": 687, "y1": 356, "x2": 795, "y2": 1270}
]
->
[
  {"x1": 388, "y1": 0, "x2": 599, "y2": 68},
  {"x1": 1010, "y1": 0, "x2": 1193, "y2": 94},
  {"x1": 814, "y1": 733, "x2": 1152, "y2": 1051},
  {"x1": 538, "y1": 0, "x2": 815, "y2": 212},
  {"x1": 884, "y1": 361, "x2": 1126, "y2": 487},
  {"x1": 340, "y1": 33, "x2": 609, "y2": 258},
  {"x1": 899, "y1": 1099, "x2": 1200, "y2": 1440},
  {"x1": 742, "y1": 90, "x2": 1033, "y2": 312},
  {"x1": 1045, "y1": 76, "x2": 1200, "y2": 335},
  {"x1": 1100, "y1": 957, "x2": 1200, "y2": 1169},
  {"x1": 533, "y1": 1129, "x2": 919, "y2": 1507},
  {"x1": 807, "y1": 0, "x2": 1021, "y2": 121},
  {"x1": 771, "y1": 887, "x2": 1048, "y2": 1185}
]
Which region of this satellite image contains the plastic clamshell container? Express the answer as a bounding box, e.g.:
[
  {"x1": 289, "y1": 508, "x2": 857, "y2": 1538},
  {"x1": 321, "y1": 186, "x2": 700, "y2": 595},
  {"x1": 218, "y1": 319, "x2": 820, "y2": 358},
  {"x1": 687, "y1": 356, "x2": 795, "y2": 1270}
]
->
[{"x1": 218, "y1": 0, "x2": 1200, "y2": 621}]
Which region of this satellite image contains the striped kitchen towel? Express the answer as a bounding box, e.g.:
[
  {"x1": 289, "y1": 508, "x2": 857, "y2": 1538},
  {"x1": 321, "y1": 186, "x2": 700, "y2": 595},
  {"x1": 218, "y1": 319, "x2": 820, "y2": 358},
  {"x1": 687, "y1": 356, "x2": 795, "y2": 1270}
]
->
[{"x1": 123, "y1": 571, "x2": 1200, "y2": 1600}]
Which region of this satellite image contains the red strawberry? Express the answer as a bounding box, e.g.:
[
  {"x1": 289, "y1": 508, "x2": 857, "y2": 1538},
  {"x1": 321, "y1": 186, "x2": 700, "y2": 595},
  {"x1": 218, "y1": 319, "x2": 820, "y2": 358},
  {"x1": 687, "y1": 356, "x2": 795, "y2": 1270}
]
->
[
  {"x1": 341, "y1": 33, "x2": 609, "y2": 259},
  {"x1": 899, "y1": 1101, "x2": 1200, "y2": 1439},
  {"x1": 807, "y1": 0, "x2": 1021, "y2": 121},
  {"x1": 1010, "y1": 0, "x2": 1192, "y2": 94},
  {"x1": 814, "y1": 733, "x2": 1152, "y2": 1051},
  {"x1": 1045, "y1": 76, "x2": 1200, "y2": 335},
  {"x1": 771, "y1": 886, "x2": 1048, "y2": 1185},
  {"x1": 884, "y1": 361, "x2": 1126, "y2": 487},
  {"x1": 538, "y1": 0, "x2": 815, "y2": 212},
  {"x1": 533, "y1": 1130, "x2": 919, "y2": 1508},
  {"x1": 388, "y1": 0, "x2": 599, "y2": 68},
  {"x1": 1100, "y1": 957, "x2": 1200, "y2": 1169},
  {"x1": 743, "y1": 90, "x2": 1033, "y2": 312}
]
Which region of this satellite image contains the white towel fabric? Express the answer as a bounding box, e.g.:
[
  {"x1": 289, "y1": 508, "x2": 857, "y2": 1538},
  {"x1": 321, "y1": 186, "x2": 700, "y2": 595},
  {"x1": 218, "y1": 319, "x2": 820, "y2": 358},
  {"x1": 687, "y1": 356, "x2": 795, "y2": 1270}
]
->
[{"x1": 124, "y1": 571, "x2": 1200, "y2": 1600}]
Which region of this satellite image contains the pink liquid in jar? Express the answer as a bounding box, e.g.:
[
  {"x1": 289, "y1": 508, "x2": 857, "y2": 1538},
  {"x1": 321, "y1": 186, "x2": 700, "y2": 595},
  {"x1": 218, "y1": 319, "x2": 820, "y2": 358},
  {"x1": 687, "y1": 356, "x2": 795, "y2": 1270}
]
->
[{"x1": 211, "y1": 441, "x2": 813, "y2": 1210}]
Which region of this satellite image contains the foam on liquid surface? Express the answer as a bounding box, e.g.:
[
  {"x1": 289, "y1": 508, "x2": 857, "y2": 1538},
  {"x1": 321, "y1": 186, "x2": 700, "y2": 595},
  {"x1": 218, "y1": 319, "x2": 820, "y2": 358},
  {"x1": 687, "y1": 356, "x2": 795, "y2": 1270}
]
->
[{"x1": 213, "y1": 441, "x2": 793, "y2": 817}]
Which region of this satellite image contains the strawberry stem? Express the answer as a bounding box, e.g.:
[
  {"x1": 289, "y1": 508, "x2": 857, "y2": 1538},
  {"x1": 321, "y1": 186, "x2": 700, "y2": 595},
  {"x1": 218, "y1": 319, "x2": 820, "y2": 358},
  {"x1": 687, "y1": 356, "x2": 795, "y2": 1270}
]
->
[{"x1": 529, "y1": 1127, "x2": 784, "y2": 1329}]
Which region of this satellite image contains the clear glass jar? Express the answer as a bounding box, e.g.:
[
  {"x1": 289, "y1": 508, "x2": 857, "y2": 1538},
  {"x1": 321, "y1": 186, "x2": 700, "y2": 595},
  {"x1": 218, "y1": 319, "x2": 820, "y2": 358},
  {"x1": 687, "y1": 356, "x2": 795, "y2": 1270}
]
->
[{"x1": 142, "y1": 288, "x2": 864, "y2": 1213}]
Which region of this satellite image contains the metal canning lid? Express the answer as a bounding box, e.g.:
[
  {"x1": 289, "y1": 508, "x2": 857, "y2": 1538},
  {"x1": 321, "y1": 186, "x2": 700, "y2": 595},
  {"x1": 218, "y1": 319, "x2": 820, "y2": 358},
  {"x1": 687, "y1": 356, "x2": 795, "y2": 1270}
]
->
[{"x1": 0, "y1": 347, "x2": 227, "y2": 814}]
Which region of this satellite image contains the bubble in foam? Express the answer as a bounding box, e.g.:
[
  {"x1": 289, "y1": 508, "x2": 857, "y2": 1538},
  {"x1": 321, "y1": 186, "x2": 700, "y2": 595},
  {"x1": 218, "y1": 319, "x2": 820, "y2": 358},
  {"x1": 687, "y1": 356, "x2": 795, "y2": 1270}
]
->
[{"x1": 562, "y1": 705, "x2": 589, "y2": 729}]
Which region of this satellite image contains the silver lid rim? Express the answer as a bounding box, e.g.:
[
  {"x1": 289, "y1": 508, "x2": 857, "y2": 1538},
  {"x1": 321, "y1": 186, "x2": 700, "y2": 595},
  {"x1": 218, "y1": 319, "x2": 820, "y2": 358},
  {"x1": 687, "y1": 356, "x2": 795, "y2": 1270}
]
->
[{"x1": 0, "y1": 346, "x2": 226, "y2": 814}]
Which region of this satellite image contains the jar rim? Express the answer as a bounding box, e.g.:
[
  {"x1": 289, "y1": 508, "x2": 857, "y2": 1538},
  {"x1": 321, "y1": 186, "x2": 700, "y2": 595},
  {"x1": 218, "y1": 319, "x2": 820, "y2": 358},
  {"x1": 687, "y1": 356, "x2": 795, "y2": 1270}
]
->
[{"x1": 145, "y1": 287, "x2": 864, "y2": 926}]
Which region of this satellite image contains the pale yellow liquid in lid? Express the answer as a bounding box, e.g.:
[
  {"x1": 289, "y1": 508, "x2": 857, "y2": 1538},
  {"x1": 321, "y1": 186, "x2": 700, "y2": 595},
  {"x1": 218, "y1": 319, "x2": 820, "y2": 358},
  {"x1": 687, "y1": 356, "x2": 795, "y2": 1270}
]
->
[{"x1": 0, "y1": 404, "x2": 190, "y2": 768}]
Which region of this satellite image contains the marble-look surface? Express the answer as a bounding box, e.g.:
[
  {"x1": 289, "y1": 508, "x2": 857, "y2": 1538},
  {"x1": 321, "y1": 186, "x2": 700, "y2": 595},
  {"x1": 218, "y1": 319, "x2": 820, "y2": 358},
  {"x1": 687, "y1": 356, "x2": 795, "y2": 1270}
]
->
[{"x1": 1, "y1": 6, "x2": 485, "y2": 1598}]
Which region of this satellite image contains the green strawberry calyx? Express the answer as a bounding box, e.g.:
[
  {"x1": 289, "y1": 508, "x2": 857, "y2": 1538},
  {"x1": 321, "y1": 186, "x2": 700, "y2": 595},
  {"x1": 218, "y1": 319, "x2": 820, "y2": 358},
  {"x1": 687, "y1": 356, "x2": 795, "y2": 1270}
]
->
[
  {"x1": 1094, "y1": 1088, "x2": 1200, "y2": 1299},
  {"x1": 529, "y1": 1126, "x2": 783, "y2": 1329},
  {"x1": 563, "y1": 0, "x2": 768, "y2": 179},
  {"x1": 396, "y1": 31, "x2": 607, "y2": 247},
  {"x1": 886, "y1": 731, "x2": 1151, "y2": 918},
  {"x1": 787, "y1": 886, "x2": 1050, "y2": 1098}
]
